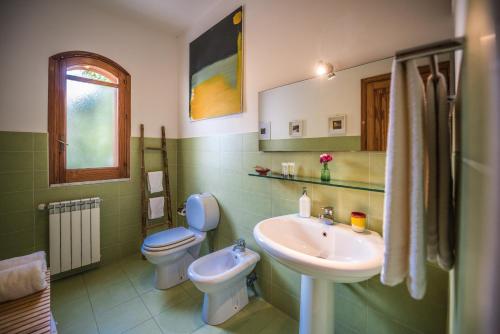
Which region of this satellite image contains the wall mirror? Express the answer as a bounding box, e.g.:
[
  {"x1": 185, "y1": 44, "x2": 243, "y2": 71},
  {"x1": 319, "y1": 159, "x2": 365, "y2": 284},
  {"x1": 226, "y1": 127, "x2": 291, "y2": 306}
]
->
[{"x1": 258, "y1": 55, "x2": 449, "y2": 152}]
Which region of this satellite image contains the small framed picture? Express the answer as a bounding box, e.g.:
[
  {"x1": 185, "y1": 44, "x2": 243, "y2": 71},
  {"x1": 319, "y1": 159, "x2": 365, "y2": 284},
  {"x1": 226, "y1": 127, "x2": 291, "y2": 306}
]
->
[
  {"x1": 328, "y1": 115, "x2": 346, "y2": 136},
  {"x1": 259, "y1": 121, "x2": 271, "y2": 140},
  {"x1": 289, "y1": 120, "x2": 303, "y2": 137}
]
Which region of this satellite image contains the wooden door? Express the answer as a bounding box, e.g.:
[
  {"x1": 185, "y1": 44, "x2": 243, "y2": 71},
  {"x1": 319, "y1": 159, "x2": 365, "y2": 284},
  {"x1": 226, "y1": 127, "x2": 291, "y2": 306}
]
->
[
  {"x1": 361, "y1": 73, "x2": 391, "y2": 151},
  {"x1": 361, "y1": 61, "x2": 450, "y2": 151}
]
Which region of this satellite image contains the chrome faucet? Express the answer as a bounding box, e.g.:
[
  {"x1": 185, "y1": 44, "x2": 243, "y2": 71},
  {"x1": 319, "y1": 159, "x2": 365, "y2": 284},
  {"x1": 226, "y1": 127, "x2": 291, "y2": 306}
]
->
[
  {"x1": 233, "y1": 238, "x2": 246, "y2": 252},
  {"x1": 319, "y1": 206, "x2": 335, "y2": 225}
]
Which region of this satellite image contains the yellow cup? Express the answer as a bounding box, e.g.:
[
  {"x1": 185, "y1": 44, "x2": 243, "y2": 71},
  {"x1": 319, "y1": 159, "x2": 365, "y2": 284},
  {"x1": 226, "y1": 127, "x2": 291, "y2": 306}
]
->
[{"x1": 351, "y1": 212, "x2": 366, "y2": 233}]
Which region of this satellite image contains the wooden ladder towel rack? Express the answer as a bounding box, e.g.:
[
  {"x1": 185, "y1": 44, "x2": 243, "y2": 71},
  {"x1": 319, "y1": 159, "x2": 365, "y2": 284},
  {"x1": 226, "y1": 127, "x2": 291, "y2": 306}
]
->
[{"x1": 140, "y1": 124, "x2": 173, "y2": 245}]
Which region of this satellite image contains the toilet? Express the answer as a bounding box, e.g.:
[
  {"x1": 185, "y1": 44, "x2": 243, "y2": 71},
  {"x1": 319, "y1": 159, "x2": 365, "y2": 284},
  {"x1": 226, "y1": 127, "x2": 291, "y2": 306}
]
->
[
  {"x1": 188, "y1": 243, "x2": 260, "y2": 325},
  {"x1": 141, "y1": 193, "x2": 219, "y2": 290}
]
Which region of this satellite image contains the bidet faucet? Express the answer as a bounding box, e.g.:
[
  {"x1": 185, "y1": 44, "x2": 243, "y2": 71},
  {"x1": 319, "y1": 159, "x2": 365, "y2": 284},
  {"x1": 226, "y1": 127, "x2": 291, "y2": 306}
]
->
[
  {"x1": 319, "y1": 206, "x2": 335, "y2": 225},
  {"x1": 233, "y1": 238, "x2": 246, "y2": 252}
]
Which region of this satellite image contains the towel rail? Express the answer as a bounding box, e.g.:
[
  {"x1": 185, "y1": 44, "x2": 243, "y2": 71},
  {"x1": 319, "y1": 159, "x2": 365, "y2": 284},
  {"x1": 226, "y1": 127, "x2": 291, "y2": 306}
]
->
[
  {"x1": 394, "y1": 38, "x2": 464, "y2": 265},
  {"x1": 395, "y1": 38, "x2": 464, "y2": 63}
]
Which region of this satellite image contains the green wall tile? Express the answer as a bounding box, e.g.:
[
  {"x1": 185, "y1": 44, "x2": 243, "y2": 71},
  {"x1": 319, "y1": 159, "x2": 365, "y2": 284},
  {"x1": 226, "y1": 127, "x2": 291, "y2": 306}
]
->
[
  {"x1": 271, "y1": 198, "x2": 297, "y2": 217},
  {"x1": 243, "y1": 152, "x2": 272, "y2": 171},
  {"x1": 34, "y1": 187, "x2": 82, "y2": 207},
  {"x1": 334, "y1": 293, "x2": 367, "y2": 333},
  {"x1": 100, "y1": 244, "x2": 122, "y2": 265},
  {"x1": 0, "y1": 191, "x2": 33, "y2": 213},
  {"x1": 34, "y1": 213, "x2": 49, "y2": 252},
  {"x1": 271, "y1": 259, "x2": 301, "y2": 298},
  {"x1": 0, "y1": 172, "x2": 34, "y2": 193},
  {"x1": 221, "y1": 151, "x2": 242, "y2": 171},
  {"x1": 270, "y1": 285, "x2": 300, "y2": 321},
  {"x1": 177, "y1": 132, "x2": 446, "y2": 334},
  {"x1": 33, "y1": 133, "x2": 48, "y2": 151},
  {"x1": 241, "y1": 191, "x2": 272, "y2": 217},
  {"x1": 0, "y1": 132, "x2": 33, "y2": 151},
  {"x1": 330, "y1": 152, "x2": 370, "y2": 183},
  {"x1": 221, "y1": 134, "x2": 243, "y2": 152},
  {"x1": 242, "y1": 174, "x2": 271, "y2": 195},
  {"x1": 0, "y1": 152, "x2": 33, "y2": 172},
  {"x1": 100, "y1": 197, "x2": 120, "y2": 217},
  {"x1": 369, "y1": 152, "x2": 386, "y2": 185},
  {"x1": 101, "y1": 214, "x2": 120, "y2": 247},
  {"x1": 368, "y1": 192, "x2": 385, "y2": 233},
  {"x1": 178, "y1": 135, "x2": 220, "y2": 152},
  {"x1": 119, "y1": 180, "x2": 141, "y2": 196},
  {"x1": 0, "y1": 228, "x2": 34, "y2": 260},
  {"x1": 34, "y1": 151, "x2": 48, "y2": 170},
  {"x1": 0, "y1": 211, "x2": 34, "y2": 234},
  {"x1": 271, "y1": 179, "x2": 304, "y2": 201},
  {"x1": 80, "y1": 183, "x2": 120, "y2": 201},
  {"x1": 242, "y1": 132, "x2": 259, "y2": 152},
  {"x1": 34, "y1": 171, "x2": 49, "y2": 189}
]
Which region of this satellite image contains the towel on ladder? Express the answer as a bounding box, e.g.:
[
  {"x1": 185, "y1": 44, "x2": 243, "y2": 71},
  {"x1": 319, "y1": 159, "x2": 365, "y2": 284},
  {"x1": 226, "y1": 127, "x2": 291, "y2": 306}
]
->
[
  {"x1": 147, "y1": 171, "x2": 164, "y2": 194},
  {"x1": 425, "y1": 73, "x2": 455, "y2": 270},
  {"x1": 381, "y1": 59, "x2": 427, "y2": 299},
  {"x1": 148, "y1": 197, "x2": 164, "y2": 219}
]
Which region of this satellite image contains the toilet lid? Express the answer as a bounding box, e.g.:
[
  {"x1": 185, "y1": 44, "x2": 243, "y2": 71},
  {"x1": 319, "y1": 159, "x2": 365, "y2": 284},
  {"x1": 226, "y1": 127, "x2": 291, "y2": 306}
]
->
[{"x1": 143, "y1": 227, "x2": 195, "y2": 248}]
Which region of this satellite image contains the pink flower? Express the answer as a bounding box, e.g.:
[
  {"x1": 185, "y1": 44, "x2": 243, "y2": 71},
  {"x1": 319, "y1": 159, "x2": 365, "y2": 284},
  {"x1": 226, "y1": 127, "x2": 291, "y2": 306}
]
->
[{"x1": 319, "y1": 153, "x2": 333, "y2": 164}]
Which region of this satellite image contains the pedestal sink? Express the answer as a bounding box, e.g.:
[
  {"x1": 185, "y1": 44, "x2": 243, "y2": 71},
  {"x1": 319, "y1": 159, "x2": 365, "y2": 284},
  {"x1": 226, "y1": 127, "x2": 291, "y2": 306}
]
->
[{"x1": 253, "y1": 214, "x2": 384, "y2": 334}]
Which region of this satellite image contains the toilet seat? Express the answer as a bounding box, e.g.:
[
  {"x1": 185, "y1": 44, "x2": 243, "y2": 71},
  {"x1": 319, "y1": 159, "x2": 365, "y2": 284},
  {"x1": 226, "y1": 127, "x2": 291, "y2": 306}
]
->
[{"x1": 143, "y1": 227, "x2": 196, "y2": 252}]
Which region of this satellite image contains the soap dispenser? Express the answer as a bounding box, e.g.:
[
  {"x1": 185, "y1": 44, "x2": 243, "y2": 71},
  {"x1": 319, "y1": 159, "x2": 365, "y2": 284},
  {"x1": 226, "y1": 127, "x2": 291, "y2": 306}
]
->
[{"x1": 299, "y1": 187, "x2": 311, "y2": 218}]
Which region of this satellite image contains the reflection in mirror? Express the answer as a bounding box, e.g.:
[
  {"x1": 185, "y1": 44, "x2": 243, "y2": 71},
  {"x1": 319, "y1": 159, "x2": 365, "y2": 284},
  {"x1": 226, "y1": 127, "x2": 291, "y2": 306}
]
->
[{"x1": 258, "y1": 55, "x2": 449, "y2": 152}]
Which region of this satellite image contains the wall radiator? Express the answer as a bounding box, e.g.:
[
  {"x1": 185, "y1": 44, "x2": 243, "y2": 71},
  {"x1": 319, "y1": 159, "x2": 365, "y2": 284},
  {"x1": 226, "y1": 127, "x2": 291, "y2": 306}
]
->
[{"x1": 48, "y1": 197, "x2": 101, "y2": 275}]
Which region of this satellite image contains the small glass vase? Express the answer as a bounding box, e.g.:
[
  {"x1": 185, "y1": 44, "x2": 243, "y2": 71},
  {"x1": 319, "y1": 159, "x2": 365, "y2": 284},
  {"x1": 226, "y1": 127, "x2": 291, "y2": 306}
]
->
[{"x1": 320, "y1": 163, "x2": 331, "y2": 181}]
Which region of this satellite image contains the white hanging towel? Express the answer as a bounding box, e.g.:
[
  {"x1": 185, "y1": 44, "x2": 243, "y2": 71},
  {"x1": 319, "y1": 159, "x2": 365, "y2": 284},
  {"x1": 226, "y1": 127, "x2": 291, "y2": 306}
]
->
[
  {"x1": 148, "y1": 197, "x2": 164, "y2": 219},
  {"x1": 425, "y1": 73, "x2": 454, "y2": 270},
  {"x1": 147, "y1": 171, "x2": 164, "y2": 193},
  {"x1": 381, "y1": 59, "x2": 427, "y2": 299}
]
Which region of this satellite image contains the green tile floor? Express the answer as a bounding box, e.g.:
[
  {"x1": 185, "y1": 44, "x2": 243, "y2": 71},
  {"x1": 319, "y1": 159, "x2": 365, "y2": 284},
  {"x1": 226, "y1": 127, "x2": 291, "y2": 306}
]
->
[{"x1": 51, "y1": 253, "x2": 298, "y2": 334}]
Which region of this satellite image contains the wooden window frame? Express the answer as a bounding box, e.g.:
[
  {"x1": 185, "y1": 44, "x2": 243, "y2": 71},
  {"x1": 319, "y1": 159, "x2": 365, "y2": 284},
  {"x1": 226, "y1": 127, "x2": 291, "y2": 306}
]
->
[{"x1": 48, "y1": 51, "x2": 131, "y2": 185}]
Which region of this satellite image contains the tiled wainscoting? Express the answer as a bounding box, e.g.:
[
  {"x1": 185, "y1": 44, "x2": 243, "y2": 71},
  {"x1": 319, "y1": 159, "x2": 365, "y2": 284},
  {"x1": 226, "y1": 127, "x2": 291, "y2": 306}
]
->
[
  {"x1": 176, "y1": 132, "x2": 449, "y2": 334},
  {"x1": 0, "y1": 131, "x2": 177, "y2": 264},
  {"x1": 0, "y1": 130, "x2": 449, "y2": 333}
]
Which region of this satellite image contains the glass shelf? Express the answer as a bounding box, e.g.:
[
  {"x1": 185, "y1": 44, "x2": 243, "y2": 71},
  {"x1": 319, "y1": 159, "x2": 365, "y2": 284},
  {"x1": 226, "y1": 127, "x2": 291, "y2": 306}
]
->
[{"x1": 248, "y1": 172, "x2": 385, "y2": 193}]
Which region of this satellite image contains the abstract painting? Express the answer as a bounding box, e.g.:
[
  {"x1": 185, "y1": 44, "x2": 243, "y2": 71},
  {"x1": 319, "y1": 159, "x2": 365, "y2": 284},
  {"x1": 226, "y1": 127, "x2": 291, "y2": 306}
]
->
[{"x1": 189, "y1": 7, "x2": 243, "y2": 120}]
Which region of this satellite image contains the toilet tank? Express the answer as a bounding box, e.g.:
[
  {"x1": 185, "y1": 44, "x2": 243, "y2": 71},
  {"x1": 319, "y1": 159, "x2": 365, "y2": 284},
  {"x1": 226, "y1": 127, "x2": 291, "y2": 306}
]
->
[{"x1": 186, "y1": 193, "x2": 220, "y2": 231}]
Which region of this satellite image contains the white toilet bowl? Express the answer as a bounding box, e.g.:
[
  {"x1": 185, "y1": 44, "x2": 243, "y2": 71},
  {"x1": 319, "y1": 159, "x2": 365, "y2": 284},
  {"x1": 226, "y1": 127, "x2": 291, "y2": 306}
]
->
[
  {"x1": 141, "y1": 193, "x2": 220, "y2": 290},
  {"x1": 141, "y1": 227, "x2": 205, "y2": 289},
  {"x1": 188, "y1": 245, "x2": 260, "y2": 325}
]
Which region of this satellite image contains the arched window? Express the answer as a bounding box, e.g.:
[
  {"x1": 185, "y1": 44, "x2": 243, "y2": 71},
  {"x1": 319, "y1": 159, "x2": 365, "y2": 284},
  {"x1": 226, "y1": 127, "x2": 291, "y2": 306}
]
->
[{"x1": 48, "y1": 51, "x2": 131, "y2": 184}]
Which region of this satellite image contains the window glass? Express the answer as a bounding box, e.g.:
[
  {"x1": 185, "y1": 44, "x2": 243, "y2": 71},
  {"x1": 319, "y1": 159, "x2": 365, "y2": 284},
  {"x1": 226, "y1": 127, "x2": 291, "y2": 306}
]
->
[
  {"x1": 67, "y1": 66, "x2": 118, "y2": 84},
  {"x1": 66, "y1": 79, "x2": 118, "y2": 169}
]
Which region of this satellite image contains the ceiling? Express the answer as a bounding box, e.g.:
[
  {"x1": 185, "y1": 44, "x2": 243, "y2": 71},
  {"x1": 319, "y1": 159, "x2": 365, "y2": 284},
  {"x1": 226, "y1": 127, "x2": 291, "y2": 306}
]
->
[{"x1": 89, "y1": 0, "x2": 223, "y2": 35}]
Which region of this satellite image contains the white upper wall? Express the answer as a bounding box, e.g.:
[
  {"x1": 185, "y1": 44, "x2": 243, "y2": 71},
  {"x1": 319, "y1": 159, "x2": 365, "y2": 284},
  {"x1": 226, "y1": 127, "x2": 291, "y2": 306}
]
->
[
  {"x1": 177, "y1": 0, "x2": 454, "y2": 138},
  {"x1": 0, "y1": 0, "x2": 178, "y2": 137}
]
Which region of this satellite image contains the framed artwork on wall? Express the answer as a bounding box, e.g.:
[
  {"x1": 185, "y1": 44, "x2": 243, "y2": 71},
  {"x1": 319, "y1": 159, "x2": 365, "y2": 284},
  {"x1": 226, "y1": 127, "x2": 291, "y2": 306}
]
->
[
  {"x1": 189, "y1": 7, "x2": 243, "y2": 121},
  {"x1": 328, "y1": 115, "x2": 346, "y2": 136},
  {"x1": 259, "y1": 121, "x2": 271, "y2": 140},
  {"x1": 289, "y1": 120, "x2": 304, "y2": 137}
]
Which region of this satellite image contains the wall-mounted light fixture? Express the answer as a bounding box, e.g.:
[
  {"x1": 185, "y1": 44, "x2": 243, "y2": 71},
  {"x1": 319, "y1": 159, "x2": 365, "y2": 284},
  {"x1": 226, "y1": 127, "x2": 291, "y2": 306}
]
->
[{"x1": 315, "y1": 61, "x2": 335, "y2": 79}]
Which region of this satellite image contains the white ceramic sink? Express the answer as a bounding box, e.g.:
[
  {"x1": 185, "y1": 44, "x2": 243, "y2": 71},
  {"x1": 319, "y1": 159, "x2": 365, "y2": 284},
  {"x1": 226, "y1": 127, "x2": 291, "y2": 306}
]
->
[
  {"x1": 253, "y1": 214, "x2": 384, "y2": 283},
  {"x1": 253, "y1": 214, "x2": 384, "y2": 334}
]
